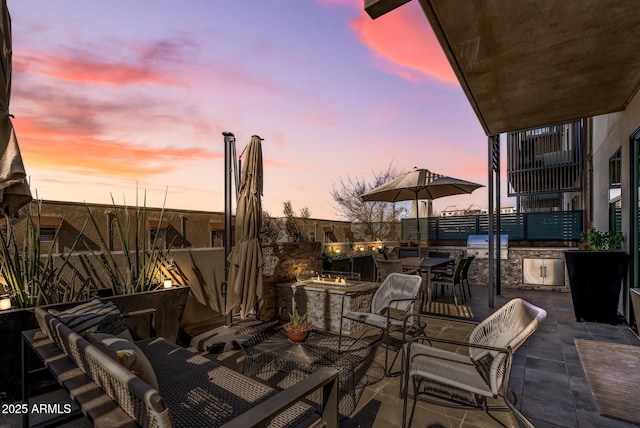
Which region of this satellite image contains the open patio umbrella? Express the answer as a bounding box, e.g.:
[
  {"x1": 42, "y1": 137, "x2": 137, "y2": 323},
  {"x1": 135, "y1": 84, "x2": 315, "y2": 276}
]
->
[
  {"x1": 360, "y1": 168, "x2": 483, "y2": 242},
  {"x1": 0, "y1": 0, "x2": 30, "y2": 216},
  {"x1": 226, "y1": 135, "x2": 263, "y2": 319}
]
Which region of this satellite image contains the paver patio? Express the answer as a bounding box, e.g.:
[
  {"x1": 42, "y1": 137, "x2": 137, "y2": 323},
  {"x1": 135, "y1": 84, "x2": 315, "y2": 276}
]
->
[{"x1": 4, "y1": 284, "x2": 639, "y2": 428}]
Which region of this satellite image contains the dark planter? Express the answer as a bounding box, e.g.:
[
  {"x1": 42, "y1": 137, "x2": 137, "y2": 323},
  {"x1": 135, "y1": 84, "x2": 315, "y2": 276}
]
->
[
  {"x1": 631, "y1": 289, "x2": 640, "y2": 332},
  {"x1": 564, "y1": 250, "x2": 627, "y2": 323}
]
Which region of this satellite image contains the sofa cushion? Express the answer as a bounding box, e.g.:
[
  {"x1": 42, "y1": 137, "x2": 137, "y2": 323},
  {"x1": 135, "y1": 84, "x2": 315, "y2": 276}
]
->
[
  {"x1": 88, "y1": 332, "x2": 159, "y2": 390},
  {"x1": 49, "y1": 299, "x2": 132, "y2": 340}
]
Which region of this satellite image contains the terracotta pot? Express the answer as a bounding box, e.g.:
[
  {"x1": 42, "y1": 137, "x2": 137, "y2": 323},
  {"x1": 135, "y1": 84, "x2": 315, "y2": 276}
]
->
[{"x1": 285, "y1": 329, "x2": 310, "y2": 342}]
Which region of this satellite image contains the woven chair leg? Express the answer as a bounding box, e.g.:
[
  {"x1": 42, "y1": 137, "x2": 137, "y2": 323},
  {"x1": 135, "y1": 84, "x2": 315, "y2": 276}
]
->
[{"x1": 404, "y1": 378, "x2": 421, "y2": 428}]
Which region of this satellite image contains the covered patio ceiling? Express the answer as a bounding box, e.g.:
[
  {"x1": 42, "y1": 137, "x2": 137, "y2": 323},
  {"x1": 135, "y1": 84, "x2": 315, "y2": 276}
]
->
[{"x1": 366, "y1": 0, "x2": 640, "y2": 136}]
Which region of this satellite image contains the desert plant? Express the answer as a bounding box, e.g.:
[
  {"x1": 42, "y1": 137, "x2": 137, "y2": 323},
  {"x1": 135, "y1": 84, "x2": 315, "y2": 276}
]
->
[
  {"x1": 284, "y1": 309, "x2": 312, "y2": 332},
  {"x1": 0, "y1": 200, "x2": 89, "y2": 308},
  {"x1": 84, "y1": 192, "x2": 176, "y2": 295},
  {"x1": 580, "y1": 228, "x2": 624, "y2": 250}
]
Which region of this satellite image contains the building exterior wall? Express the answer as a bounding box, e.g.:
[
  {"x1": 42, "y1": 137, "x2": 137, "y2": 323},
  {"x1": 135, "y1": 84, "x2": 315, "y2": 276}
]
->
[
  {"x1": 591, "y1": 90, "x2": 640, "y2": 319},
  {"x1": 294, "y1": 218, "x2": 354, "y2": 243},
  {"x1": 28, "y1": 201, "x2": 353, "y2": 253},
  {"x1": 34, "y1": 200, "x2": 225, "y2": 252}
]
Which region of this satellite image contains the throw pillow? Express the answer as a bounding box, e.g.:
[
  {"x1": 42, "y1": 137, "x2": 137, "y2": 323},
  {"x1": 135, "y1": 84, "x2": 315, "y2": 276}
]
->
[
  {"x1": 48, "y1": 299, "x2": 132, "y2": 340},
  {"x1": 88, "y1": 332, "x2": 159, "y2": 390}
]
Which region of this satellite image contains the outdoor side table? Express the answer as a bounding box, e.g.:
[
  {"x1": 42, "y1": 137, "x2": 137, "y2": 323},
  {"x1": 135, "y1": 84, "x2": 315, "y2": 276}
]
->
[{"x1": 235, "y1": 323, "x2": 382, "y2": 418}]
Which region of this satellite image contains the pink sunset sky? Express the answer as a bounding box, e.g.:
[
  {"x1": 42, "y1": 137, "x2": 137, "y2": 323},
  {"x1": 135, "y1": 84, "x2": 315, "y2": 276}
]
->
[{"x1": 9, "y1": 0, "x2": 511, "y2": 220}]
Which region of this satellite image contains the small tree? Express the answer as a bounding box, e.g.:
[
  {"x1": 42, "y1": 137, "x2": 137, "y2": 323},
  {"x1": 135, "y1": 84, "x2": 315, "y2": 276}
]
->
[
  {"x1": 261, "y1": 210, "x2": 283, "y2": 244},
  {"x1": 331, "y1": 162, "x2": 405, "y2": 241},
  {"x1": 283, "y1": 201, "x2": 311, "y2": 242}
]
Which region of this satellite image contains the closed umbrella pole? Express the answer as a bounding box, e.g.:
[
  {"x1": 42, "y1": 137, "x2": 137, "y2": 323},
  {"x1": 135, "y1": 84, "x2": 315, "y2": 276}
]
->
[
  {"x1": 227, "y1": 135, "x2": 264, "y2": 321},
  {"x1": 415, "y1": 193, "x2": 421, "y2": 243},
  {"x1": 0, "y1": 0, "x2": 31, "y2": 215},
  {"x1": 222, "y1": 131, "x2": 235, "y2": 326}
]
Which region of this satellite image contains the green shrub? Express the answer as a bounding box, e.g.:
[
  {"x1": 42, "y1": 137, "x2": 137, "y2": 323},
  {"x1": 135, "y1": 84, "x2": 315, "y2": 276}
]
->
[{"x1": 580, "y1": 228, "x2": 624, "y2": 250}]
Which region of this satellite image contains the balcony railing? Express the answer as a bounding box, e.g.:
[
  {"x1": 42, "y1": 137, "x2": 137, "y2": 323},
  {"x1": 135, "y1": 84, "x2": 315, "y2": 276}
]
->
[
  {"x1": 401, "y1": 210, "x2": 583, "y2": 242},
  {"x1": 507, "y1": 121, "x2": 583, "y2": 197}
]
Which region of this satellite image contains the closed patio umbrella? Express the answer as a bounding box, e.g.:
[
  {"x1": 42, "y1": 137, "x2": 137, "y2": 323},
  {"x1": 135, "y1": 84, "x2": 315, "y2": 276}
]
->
[
  {"x1": 226, "y1": 135, "x2": 263, "y2": 318},
  {"x1": 360, "y1": 168, "x2": 482, "y2": 242},
  {"x1": 0, "y1": 0, "x2": 31, "y2": 215}
]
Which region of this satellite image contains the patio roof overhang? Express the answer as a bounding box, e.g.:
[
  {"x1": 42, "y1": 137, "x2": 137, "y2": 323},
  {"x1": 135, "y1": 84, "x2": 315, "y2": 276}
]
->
[
  {"x1": 366, "y1": 0, "x2": 640, "y2": 307},
  {"x1": 369, "y1": 0, "x2": 640, "y2": 135}
]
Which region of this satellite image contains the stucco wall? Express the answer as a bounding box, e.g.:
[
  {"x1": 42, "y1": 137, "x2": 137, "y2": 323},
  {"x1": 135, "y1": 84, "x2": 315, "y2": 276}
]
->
[
  {"x1": 591, "y1": 89, "x2": 640, "y2": 319},
  {"x1": 591, "y1": 91, "x2": 640, "y2": 250}
]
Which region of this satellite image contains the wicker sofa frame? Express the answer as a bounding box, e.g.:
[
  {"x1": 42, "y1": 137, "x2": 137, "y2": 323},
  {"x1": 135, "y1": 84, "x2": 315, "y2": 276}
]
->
[{"x1": 22, "y1": 308, "x2": 339, "y2": 428}]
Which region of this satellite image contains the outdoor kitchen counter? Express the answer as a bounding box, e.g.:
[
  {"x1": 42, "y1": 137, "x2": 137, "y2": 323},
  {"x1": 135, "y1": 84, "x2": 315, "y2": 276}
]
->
[{"x1": 276, "y1": 280, "x2": 380, "y2": 335}]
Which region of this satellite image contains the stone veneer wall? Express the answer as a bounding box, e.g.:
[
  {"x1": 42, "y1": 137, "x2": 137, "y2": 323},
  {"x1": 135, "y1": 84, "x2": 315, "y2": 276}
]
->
[
  {"x1": 410, "y1": 246, "x2": 571, "y2": 292},
  {"x1": 467, "y1": 247, "x2": 570, "y2": 292},
  {"x1": 276, "y1": 284, "x2": 375, "y2": 334},
  {"x1": 259, "y1": 242, "x2": 322, "y2": 321}
]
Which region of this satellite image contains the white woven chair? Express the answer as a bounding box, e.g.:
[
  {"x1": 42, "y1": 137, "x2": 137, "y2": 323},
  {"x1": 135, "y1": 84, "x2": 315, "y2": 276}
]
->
[
  {"x1": 338, "y1": 273, "x2": 423, "y2": 376},
  {"x1": 401, "y1": 298, "x2": 547, "y2": 428}
]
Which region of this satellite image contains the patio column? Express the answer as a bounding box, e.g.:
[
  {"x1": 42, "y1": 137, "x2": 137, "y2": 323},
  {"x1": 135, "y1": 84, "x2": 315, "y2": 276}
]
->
[
  {"x1": 223, "y1": 131, "x2": 236, "y2": 326},
  {"x1": 495, "y1": 136, "x2": 501, "y2": 296},
  {"x1": 487, "y1": 135, "x2": 501, "y2": 308}
]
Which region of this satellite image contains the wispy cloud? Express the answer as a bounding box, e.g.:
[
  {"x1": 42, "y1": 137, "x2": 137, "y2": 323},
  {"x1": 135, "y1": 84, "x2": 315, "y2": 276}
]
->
[
  {"x1": 264, "y1": 158, "x2": 305, "y2": 170},
  {"x1": 14, "y1": 38, "x2": 196, "y2": 86},
  {"x1": 14, "y1": 115, "x2": 218, "y2": 178},
  {"x1": 332, "y1": 0, "x2": 457, "y2": 84},
  {"x1": 316, "y1": 0, "x2": 358, "y2": 7}
]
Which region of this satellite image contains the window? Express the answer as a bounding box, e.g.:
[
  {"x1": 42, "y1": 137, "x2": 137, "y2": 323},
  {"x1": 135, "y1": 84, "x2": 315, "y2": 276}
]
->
[
  {"x1": 609, "y1": 148, "x2": 622, "y2": 201},
  {"x1": 40, "y1": 228, "x2": 56, "y2": 242},
  {"x1": 150, "y1": 228, "x2": 167, "y2": 249},
  {"x1": 609, "y1": 148, "x2": 622, "y2": 234},
  {"x1": 609, "y1": 199, "x2": 622, "y2": 234},
  {"x1": 149, "y1": 220, "x2": 169, "y2": 249},
  {"x1": 609, "y1": 148, "x2": 622, "y2": 187},
  {"x1": 211, "y1": 230, "x2": 224, "y2": 247}
]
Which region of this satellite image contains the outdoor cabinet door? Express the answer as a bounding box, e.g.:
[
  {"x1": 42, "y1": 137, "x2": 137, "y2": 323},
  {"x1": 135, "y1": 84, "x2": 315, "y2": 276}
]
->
[{"x1": 523, "y1": 258, "x2": 564, "y2": 286}]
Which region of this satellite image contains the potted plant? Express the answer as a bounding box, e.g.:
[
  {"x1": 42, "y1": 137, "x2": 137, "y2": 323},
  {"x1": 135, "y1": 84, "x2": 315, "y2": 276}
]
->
[
  {"x1": 283, "y1": 309, "x2": 312, "y2": 342},
  {"x1": 564, "y1": 228, "x2": 627, "y2": 323}
]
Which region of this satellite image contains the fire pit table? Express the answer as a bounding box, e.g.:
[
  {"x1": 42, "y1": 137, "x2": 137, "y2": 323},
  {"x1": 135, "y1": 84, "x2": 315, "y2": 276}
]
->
[{"x1": 235, "y1": 322, "x2": 383, "y2": 418}]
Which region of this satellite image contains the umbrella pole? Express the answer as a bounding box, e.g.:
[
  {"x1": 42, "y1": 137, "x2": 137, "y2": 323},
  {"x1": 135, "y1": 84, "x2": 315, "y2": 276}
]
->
[
  {"x1": 415, "y1": 194, "x2": 421, "y2": 245},
  {"x1": 223, "y1": 132, "x2": 235, "y2": 327}
]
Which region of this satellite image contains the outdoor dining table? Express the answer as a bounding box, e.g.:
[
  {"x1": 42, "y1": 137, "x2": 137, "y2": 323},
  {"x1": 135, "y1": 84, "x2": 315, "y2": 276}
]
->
[{"x1": 401, "y1": 256, "x2": 455, "y2": 311}]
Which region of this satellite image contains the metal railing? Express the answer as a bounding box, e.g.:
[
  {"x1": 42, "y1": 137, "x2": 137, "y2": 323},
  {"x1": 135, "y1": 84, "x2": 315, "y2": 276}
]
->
[{"x1": 401, "y1": 210, "x2": 583, "y2": 242}]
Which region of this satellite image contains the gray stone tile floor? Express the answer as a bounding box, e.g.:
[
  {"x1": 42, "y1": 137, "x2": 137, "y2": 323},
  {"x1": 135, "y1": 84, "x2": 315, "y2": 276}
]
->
[
  {"x1": 4, "y1": 284, "x2": 640, "y2": 427},
  {"x1": 182, "y1": 285, "x2": 640, "y2": 428}
]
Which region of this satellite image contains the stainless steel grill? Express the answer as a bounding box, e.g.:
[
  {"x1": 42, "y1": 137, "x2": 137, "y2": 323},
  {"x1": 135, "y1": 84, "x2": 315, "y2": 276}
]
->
[{"x1": 466, "y1": 234, "x2": 509, "y2": 259}]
